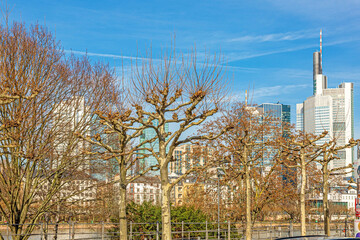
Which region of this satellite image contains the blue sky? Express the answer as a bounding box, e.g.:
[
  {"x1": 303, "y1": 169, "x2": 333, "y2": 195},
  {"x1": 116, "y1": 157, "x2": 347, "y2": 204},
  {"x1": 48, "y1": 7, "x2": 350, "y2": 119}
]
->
[{"x1": 8, "y1": 0, "x2": 360, "y2": 137}]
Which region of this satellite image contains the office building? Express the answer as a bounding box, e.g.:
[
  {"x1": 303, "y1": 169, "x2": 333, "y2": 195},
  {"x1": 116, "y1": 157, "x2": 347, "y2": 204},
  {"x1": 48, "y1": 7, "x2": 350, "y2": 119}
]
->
[
  {"x1": 255, "y1": 103, "x2": 291, "y2": 167},
  {"x1": 257, "y1": 103, "x2": 291, "y2": 129},
  {"x1": 138, "y1": 120, "x2": 169, "y2": 175},
  {"x1": 296, "y1": 30, "x2": 354, "y2": 172}
]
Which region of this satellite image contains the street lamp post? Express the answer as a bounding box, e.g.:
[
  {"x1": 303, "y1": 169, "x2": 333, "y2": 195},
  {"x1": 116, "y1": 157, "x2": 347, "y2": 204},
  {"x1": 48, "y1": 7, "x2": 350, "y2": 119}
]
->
[
  {"x1": 218, "y1": 173, "x2": 220, "y2": 240},
  {"x1": 217, "y1": 168, "x2": 225, "y2": 240}
]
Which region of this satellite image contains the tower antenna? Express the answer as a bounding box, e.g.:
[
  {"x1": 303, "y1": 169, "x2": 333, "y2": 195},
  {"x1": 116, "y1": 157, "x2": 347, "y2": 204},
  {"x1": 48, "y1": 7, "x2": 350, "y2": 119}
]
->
[{"x1": 320, "y1": 29, "x2": 322, "y2": 71}]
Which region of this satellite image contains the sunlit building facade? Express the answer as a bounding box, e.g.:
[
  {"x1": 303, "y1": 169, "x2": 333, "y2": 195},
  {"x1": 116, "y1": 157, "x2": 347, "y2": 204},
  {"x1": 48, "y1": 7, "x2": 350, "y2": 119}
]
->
[{"x1": 296, "y1": 48, "x2": 354, "y2": 172}]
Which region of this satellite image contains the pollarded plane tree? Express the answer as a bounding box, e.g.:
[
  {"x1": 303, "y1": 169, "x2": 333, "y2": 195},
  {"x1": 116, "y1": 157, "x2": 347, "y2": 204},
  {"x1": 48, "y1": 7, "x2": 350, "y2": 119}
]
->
[
  {"x1": 76, "y1": 92, "x2": 159, "y2": 240},
  {"x1": 204, "y1": 102, "x2": 285, "y2": 240},
  {"x1": 316, "y1": 137, "x2": 358, "y2": 236},
  {"x1": 249, "y1": 158, "x2": 300, "y2": 222},
  {"x1": 271, "y1": 157, "x2": 323, "y2": 223},
  {"x1": 277, "y1": 131, "x2": 327, "y2": 236},
  {"x1": 248, "y1": 119, "x2": 300, "y2": 223},
  {"x1": 0, "y1": 22, "x2": 115, "y2": 240},
  {"x1": 131, "y1": 47, "x2": 228, "y2": 240}
]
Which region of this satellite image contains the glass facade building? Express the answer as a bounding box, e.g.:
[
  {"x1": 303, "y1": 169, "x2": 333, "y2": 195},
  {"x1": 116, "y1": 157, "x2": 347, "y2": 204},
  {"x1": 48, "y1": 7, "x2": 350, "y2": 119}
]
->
[
  {"x1": 138, "y1": 119, "x2": 169, "y2": 175},
  {"x1": 256, "y1": 103, "x2": 291, "y2": 167}
]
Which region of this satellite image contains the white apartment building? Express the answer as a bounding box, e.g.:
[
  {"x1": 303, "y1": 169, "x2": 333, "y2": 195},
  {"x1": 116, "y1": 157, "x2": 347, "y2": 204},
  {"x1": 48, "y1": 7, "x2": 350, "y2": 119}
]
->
[
  {"x1": 296, "y1": 33, "x2": 354, "y2": 172},
  {"x1": 329, "y1": 188, "x2": 357, "y2": 210},
  {"x1": 125, "y1": 175, "x2": 161, "y2": 204},
  {"x1": 308, "y1": 188, "x2": 357, "y2": 211}
]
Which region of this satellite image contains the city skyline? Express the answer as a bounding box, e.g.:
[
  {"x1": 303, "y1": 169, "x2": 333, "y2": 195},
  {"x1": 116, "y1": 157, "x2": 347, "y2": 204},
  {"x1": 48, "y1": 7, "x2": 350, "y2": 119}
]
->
[{"x1": 8, "y1": 0, "x2": 360, "y2": 137}]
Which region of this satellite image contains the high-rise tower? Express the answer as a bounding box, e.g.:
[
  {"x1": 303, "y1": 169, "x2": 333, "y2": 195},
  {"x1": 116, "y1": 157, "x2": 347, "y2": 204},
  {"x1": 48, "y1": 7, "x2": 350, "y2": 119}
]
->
[
  {"x1": 296, "y1": 31, "x2": 354, "y2": 174},
  {"x1": 313, "y1": 30, "x2": 328, "y2": 95},
  {"x1": 257, "y1": 103, "x2": 291, "y2": 167},
  {"x1": 137, "y1": 119, "x2": 169, "y2": 176}
]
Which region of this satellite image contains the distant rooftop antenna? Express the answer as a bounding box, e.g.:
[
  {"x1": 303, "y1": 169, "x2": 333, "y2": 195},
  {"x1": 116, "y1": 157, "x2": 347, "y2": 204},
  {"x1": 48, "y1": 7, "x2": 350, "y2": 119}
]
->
[{"x1": 320, "y1": 29, "x2": 322, "y2": 71}]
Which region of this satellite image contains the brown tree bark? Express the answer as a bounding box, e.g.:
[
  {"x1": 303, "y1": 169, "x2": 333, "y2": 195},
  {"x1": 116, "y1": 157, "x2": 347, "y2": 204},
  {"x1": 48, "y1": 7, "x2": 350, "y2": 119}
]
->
[
  {"x1": 322, "y1": 163, "x2": 330, "y2": 236},
  {"x1": 118, "y1": 168, "x2": 128, "y2": 240},
  {"x1": 244, "y1": 156, "x2": 252, "y2": 240},
  {"x1": 160, "y1": 164, "x2": 172, "y2": 240},
  {"x1": 300, "y1": 149, "x2": 307, "y2": 236}
]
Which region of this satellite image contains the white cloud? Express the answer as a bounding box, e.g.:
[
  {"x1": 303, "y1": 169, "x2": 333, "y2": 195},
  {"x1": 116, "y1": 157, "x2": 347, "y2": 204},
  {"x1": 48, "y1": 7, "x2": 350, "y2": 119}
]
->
[
  {"x1": 64, "y1": 49, "x2": 156, "y2": 61},
  {"x1": 225, "y1": 83, "x2": 310, "y2": 103},
  {"x1": 226, "y1": 37, "x2": 360, "y2": 63},
  {"x1": 226, "y1": 43, "x2": 316, "y2": 63},
  {"x1": 251, "y1": 84, "x2": 309, "y2": 98},
  {"x1": 227, "y1": 30, "x2": 318, "y2": 43}
]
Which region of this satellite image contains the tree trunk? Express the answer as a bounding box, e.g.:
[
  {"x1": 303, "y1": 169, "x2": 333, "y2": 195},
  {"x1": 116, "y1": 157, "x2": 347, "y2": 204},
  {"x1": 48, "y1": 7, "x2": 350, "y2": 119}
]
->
[
  {"x1": 160, "y1": 165, "x2": 172, "y2": 240},
  {"x1": 300, "y1": 150, "x2": 307, "y2": 236},
  {"x1": 322, "y1": 163, "x2": 330, "y2": 236},
  {"x1": 118, "y1": 177, "x2": 128, "y2": 240},
  {"x1": 10, "y1": 224, "x2": 22, "y2": 240},
  {"x1": 245, "y1": 166, "x2": 252, "y2": 240},
  {"x1": 244, "y1": 146, "x2": 252, "y2": 240},
  {"x1": 54, "y1": 221, "x2": 59, "y2": 240}
]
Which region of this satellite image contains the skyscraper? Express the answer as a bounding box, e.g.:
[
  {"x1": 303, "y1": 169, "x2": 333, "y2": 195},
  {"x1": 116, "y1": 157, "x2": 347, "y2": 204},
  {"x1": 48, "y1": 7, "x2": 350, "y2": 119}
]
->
[
  {"x1": 296, "y1": 30, "x2": 354, "y2": 172},
  {"x1": 257, "y1": 103, "x2": 291, "y2": 127},
  {"x1": 138, "y1": 120, "x2": 169, "y2": 175},
  {"x1": 256, "y1": 103, "x2": 291, "y2": 167}
]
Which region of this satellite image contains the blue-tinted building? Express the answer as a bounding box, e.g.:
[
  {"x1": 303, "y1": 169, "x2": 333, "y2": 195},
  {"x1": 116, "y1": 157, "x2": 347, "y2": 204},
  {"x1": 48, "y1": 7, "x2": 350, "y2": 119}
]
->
[
  {"x1": 257, "y1": 103, "x2": 291, "y2": 127},
  {"x1": 256, "y1": 103, "x2": 291, "y2": 167},
  {"x1": 257, "y1": 103, "x2": 295, "y2": 183},
  {"x1": 138, "y1": 120, "x2": 169, "y2": 175}
]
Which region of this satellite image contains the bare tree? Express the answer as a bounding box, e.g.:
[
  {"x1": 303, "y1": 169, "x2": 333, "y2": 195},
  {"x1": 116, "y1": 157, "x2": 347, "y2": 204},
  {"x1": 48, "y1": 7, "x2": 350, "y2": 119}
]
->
[
  {"x1": 0, "y1": 22, "x2": 114, "y2": 240},
  {"x1": 278, "y1": 131, "x2": 327, "y2": 236},
  {"x1": 202, "y1": 102, "x2": 286, "y2": 240},
  {"x1": 76, "y1": 92, "x2": 158, "y2": 240},
  {"x1": 131, "y1": 47, "x2": 227, "y2": 239},
  {"x1": 316, "y1": 137, "x2": 358, "y2": 236},
  {"x1": 271, "y1": 161, "x2": 321, "y2": 223},
  {"x1": 0, "y1": 87, "x2": 38, "y2": 105}
]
